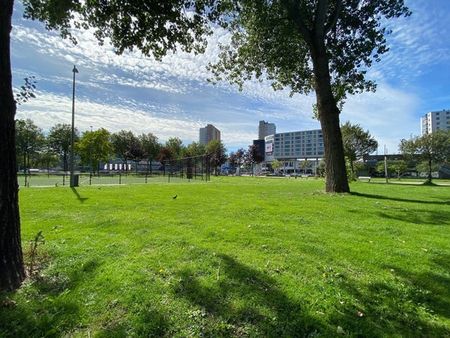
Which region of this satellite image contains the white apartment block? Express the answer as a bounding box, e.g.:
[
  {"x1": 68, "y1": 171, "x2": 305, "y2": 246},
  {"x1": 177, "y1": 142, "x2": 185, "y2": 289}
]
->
[
  {"x1": 199, "y1": 124, "x2": 221, "y2": 145},
  {"x1": 421, "y1": 110, "x2": 450, "y2": 135},
  {"x1": 264, "y1": 129, "x2": 324, "y2": 174},
  {"x1": 258, "y1": 120, "x2": 276, "y2": 140},
  {"x1": 265, "y1": 129, "x2": 324, "y2": 160}
]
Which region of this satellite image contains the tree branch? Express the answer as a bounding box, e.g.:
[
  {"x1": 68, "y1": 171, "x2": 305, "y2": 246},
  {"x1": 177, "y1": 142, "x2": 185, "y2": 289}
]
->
[
  {"x1": 315, "y1": 0, "x2": 329, "y2": 36},
  {"x1": 281, "y1": 0, "x2": 312, "y2": 45},
  {"x1": 325, "y1": 0, "x2": 343, "y2": 34}
]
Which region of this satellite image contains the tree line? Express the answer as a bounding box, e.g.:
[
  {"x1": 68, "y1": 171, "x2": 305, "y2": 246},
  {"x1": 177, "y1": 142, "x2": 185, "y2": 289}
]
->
[
  {"x1": 340, "y1": 122, "x2": 450, "y2": 183},
  {"x1": 15, "y1": 118, "x2": 267, "y2": 175}
]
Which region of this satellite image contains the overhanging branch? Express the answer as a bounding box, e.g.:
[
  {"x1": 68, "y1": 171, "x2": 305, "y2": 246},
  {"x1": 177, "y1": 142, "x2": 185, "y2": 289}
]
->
[
  {"x1": 325, "y1": 0, "x2": 342, "y2": 34},
  {"x1": 281, "y1": 0, "x2": 312, "y2": 45}
]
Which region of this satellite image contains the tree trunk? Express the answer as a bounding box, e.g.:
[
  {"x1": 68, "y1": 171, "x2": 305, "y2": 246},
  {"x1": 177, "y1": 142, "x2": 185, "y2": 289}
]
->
[
  {"x1": 428, "y1": 158, "x2": 432, "y2": 183},
  {"x1": 311, "y1": 41, "x2": 349, "y2": 193},
  {"x1": 0, "y1": 0, "x2": 26, "y2": 291}
]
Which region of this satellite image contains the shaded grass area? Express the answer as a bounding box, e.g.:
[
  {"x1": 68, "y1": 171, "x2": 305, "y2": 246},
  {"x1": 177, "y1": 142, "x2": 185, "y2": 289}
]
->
[{"x1": 1, "y1": 177, "x2": 450, "y2": 336}]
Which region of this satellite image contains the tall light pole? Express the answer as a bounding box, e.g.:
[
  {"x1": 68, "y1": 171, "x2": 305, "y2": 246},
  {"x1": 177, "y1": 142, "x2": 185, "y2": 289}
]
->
[
  {"x1": 384, "y1": 145, "x2": 388, "y2": 184},
  {"x1": 70, "y1": 65, "x2": 79, "y2": 187}
]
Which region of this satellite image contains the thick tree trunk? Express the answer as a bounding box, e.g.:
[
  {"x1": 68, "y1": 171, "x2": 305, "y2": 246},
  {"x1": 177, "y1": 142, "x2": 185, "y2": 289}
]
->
[
  {"x1": 311, "y1": 41, "x2": 350, "y2": 193},
  {"x1": 0, "y1": 0, "x2": 26, "y2": 291}
]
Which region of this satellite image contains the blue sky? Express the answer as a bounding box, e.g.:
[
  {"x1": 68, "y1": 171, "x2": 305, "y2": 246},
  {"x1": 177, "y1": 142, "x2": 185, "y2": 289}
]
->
[{"x1": 11, "y1": 0, "x2": 450, "y2": 153}]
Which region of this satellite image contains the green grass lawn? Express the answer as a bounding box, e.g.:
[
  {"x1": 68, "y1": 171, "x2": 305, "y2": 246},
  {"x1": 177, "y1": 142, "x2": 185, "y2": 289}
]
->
[{"x1": 2, "y1": 177, "x2": 449, "y2": 337}]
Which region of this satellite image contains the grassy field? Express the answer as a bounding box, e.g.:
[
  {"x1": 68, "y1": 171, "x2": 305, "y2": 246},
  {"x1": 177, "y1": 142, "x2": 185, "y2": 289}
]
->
[{"x1": 1, "y1": 177, "x2": 449, "y2": 337}]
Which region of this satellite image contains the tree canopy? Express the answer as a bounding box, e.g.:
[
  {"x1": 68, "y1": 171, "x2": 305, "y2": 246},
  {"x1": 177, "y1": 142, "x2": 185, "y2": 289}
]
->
[
  {"x1": 341, "y1": 121, "x2": 378, "y2": 178},
  {"x1": 206, "y1": 140, "x2": 227, "y2": 174},
  {"x1": 15, "y1": 119, "x2": 44, "y2": 171},
  {"x1": 22, "y1": 0, "x2": 226, "y2": 59},
  {"x1": 48, "y1": 123, "x2": 79, "y2": 171},
  {"x1": 76, "y1": 128, "x2": 113, "y2": 172},
  {"x1": 400, "y1": 131, "x2": 450, "y2": 183},
  {"x1": 209, "y1": 0, "x2": 410, "y2": 99}
]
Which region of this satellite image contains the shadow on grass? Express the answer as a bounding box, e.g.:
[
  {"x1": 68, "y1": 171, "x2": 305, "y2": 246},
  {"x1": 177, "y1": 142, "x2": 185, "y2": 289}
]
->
[
  {"x1": 172, "y1": 254, "x2": 450, "y2": 336},
  {"x1": 93, "y1": 308, "x2": 169, "y2": 338},
  {"x1": 377, "y1": 208, "x2": 450, "y2": 226},
  {"x1": 334, "y1": 253, "x2": 450, "y2": 337},
  {"x1": 70, "y1": 187, "x2": 89, "y2": 203},
  {"x1": 362, "y1": 180, "x2": 449, "y2": 187},
  {"x1": 0, "y1": 258, "x2": 100, "y2": 337},
  {"x1": 391, "y1": 253, "x2": 450, "y2": 319},
  {"x1": 350, "y1": 191, "x2": 450, "y2": 205},
  {"x1": 172, "y1": 254, "x2": 329, "y2": 336},
  {"x1": 0, "y1": 258, "x2": 170, "y2": 338}
]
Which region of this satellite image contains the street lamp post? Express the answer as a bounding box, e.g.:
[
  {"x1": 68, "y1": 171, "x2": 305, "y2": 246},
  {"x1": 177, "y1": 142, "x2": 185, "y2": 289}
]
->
[{"x1": 70, "y1": 65, "x2": 79, "y2": 187}]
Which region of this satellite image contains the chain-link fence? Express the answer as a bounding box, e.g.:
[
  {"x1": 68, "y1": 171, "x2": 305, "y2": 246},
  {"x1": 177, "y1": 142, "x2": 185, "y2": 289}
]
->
[
  {"x1": 17, "y1": 154, "x2": 212, "y2": 187},
  {"x1": 163, "y1": 154, "x2": 211, "y2": 183}
]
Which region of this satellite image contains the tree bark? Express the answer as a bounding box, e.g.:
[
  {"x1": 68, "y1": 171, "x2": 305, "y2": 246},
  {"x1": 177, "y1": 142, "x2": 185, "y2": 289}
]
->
[
  {"x1": 310, "y1": 40, "x2": 350, "y2": 193},
  {"x1": 428, "y1": 158, "x2": 432, "y2": 183},
  {"x1": 0, "y1": 0, "x2": 26, "y2": 291}
]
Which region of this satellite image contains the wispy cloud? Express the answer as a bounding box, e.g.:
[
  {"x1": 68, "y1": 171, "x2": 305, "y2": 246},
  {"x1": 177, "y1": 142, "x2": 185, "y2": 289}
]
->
[
  {"x1": 11, "y1": 0, "x2": 450, "y2": 153},
  {"x1": 371, "y1": 0, "x2": 450, "y2": 84}
]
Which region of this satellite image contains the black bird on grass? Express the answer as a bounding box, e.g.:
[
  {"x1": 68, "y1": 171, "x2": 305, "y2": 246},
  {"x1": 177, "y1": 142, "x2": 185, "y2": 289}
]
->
[{"x1": 172, "y1": 195, "x2": 177, "y2": 199}]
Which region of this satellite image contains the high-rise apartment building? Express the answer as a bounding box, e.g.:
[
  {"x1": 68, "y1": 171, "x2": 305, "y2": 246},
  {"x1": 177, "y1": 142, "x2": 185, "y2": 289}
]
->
[
  {"x1": 264, "y1": 129, "x2": 324, "y2": 175},
  {"x1": 199, "y1": 124, "x2": 221, "y2": 145},
  {"x1": 258, "y1": 120, "x2": 276, "y2": 140},
  {"x1": 265, "y1": 129, "x2": 324, "y2": 160},
  {"x1": 421, "y1": 110, "x2": 450, "y2": 135}
]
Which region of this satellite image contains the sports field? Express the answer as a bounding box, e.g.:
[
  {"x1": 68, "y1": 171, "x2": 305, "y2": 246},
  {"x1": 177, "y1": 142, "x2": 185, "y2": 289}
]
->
[{"x1": 2, "y1": 177, "x2": 449, "y2": 337}]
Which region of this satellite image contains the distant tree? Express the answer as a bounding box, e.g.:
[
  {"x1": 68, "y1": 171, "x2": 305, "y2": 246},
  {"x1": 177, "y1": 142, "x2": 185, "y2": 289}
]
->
[
  {"x1": 376, "y1": 160, "x2": 407, "y2": 179},
  {"x1": 184, "y1": 142, "x2": 205, "y2": 157},
  {"x1": 300, "y1": 159, "x2": 312, "y2": 174},
  {"x1": 15, "y1": 119, "x2": 44, "y2": 173},
  {"x1": 48, "y1": 123, "x2": 79, "y2": 172},
  {"x1": 158, "y1": 147, "x2": 174, "y2": 163},
  {"x1": 165, "y1": 137, "x2": 184, "y2": 159},
  {"x1": 34, "y1": 143, "x2": 59, "y2": 176},
  {"x1": 76, "y1": 129, "x2": 113, "y2": 173},
  {"x1": 243, "y1": 146, "x2": 254, "y2": 175},
  {"x1": 228, "y1": 151, "x2": 238, "y2": 171},
  {"x1": 111, "y1": 130, "x2": 141, "y2": 170},
  {"x1": 400, "y1": 131, "x2": 450, "y2": 183},
  {"x1": 139, "y1": 133, "x2": 161, "y2": 174},
  {"x1": 128, "y1": 137, "x2": 145, "y2": 171},
  {"x1": 244, "y1": 144, "x2": 264, "y2": 176},
  {"x1": 271, "y1": 160, "x2": 282, "y2": 174},
  {"x1": 317, "y1": 160, "x2": 326, "y2": 177},
  {"x1": 227, "y1": 149, "x2": 246, "y2": 175},
  {"x1": 415, "y1": 161, "x2": 439, "y2": 176},
  {"x1": 206, "y1": 140, "x2": 227, "y2": 175},
  {"x1": 341, "y1": 122, "x2": 378, "y2": 179}
]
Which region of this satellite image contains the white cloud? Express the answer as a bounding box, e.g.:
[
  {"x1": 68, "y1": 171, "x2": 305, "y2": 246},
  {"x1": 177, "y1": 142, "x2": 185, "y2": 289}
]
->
[
  {"x1": 342, "y1": 83, "x2": 420, "y2": 153},
  {"x1": 373, "y1": 0, "x2": 450, "y2": 83},
  {"x1": 15, "y1": 91, "x2": 256, "y2": 147}
]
